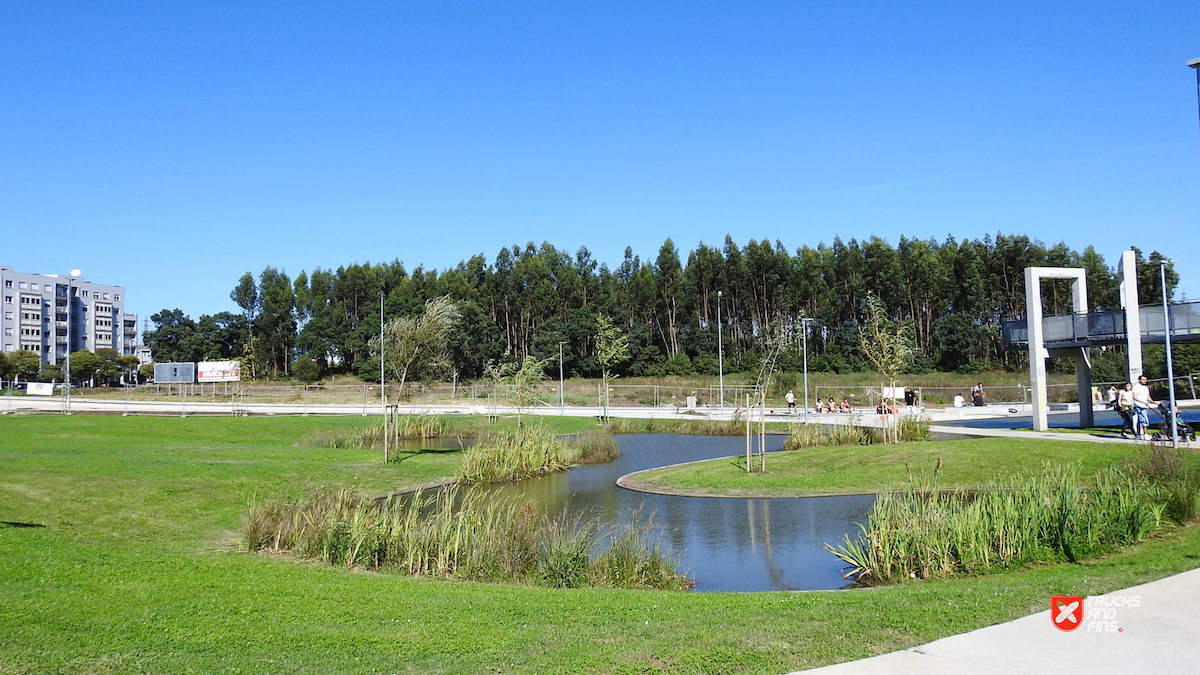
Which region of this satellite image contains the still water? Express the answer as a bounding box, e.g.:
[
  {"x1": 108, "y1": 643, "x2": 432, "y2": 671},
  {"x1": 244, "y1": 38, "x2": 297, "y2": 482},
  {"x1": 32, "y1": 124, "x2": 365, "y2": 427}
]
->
[{"x1": 482, "y1": 434, "x2": 874, "y2": 592}]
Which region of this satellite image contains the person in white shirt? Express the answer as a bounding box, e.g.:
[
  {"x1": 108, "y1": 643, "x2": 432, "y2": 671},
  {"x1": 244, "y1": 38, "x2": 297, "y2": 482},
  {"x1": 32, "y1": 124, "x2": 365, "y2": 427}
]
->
[
  {"x1": 1131, "y1": 375, "x2": 1156, "y2": 440},
  {"x1": 785, "y1": 390, "x2": 795, "y2": 412},
  {"x1": 953, "y1": 393, "x2": 966, "y2": 408}
]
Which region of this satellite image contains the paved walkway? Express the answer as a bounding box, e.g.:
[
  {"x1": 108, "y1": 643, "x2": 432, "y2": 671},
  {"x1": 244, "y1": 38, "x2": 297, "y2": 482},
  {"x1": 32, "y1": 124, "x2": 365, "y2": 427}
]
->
[{"x1": 789, "y1": 567, "x2": 1200, "y2": 674}]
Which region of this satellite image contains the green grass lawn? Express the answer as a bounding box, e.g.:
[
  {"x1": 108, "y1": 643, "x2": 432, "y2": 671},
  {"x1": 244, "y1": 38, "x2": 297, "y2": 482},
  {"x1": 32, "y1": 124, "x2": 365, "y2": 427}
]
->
[
  {"x1": 629, "y1": 437, "x2": 1188, "y2": 497},
  {"x1": 2, "y1": 414, "x2": 1198, "y2": 674}
]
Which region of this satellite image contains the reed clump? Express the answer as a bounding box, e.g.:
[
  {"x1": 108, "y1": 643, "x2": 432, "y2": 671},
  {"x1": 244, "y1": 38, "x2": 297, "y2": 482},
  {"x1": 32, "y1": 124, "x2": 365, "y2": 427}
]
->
[
  {"x1": 782, "y1": 416, "x2": 931, "y2": 450},
  {"x1": 563, "y1": 433, "x2": 621, "y2": 464},
  {"x1": 308, "y1": 414, "x2": 461, "y2": 450},
  {"x1": 458, "y1": 428, "x2": 572, "y2": 483},
  {"x1": 1124, "y1": 445, "x2": 1200, "y2": 524},
  {"x1": 243, "y1": 487, "x2": 691, "y2": 590},
  {"x1": 603, "y1": 417, "x2": 745, "y2": 436},
  {"x1": 825, "y1": 463, "x2": 1164, "y2": 584}
]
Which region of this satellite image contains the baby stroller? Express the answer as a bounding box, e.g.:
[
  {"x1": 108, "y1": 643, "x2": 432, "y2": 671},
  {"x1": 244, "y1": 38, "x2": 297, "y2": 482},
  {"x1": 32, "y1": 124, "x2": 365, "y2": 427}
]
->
[{"x1": 1152, "y1": 402, "x2": 1197, "y2": 443}]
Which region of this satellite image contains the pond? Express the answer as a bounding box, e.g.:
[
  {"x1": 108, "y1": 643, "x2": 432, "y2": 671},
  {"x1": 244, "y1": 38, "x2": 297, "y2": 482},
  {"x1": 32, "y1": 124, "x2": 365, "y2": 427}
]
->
[{"x1": 482, "y1": 434, "x2": 874, "y2": 592}]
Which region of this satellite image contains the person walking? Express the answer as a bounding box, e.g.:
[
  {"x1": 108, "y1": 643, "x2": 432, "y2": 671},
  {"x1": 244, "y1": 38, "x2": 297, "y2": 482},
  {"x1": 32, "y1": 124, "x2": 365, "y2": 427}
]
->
[
  {"x1": 1132, "y1": 375, "x2": 1156, "y2": 440},
  {"x1": 903, "y1": 387, "x2": 916, "y2": 413},
  {"x1": 971, "y1": 382, "x2": 985, "y2": 407},
  {"x1": 1116, "y1": 381, "x2": 1136, "y2": 439},
  {"x1": 785, "y1": 389, "x2": 795, "y2": 412}
]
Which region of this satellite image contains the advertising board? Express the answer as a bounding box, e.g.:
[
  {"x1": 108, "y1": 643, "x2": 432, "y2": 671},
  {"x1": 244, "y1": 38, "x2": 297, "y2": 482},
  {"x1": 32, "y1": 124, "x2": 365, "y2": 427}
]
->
[
  {"x1": 27, "y1": 382, "x2": 55, "y2": 396},
  {"x1": 154, "y1": 362, "x2": 196, "y2": 383},
  {"x1": 197, "y1": 361, "x2": 241, "y2": 382}
]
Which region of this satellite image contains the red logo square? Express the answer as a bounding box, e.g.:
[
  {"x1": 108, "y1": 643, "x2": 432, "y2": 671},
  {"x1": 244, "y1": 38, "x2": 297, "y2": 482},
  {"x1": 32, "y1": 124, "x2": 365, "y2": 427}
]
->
[{"x1": 1052, "y1": 596, "x2": 1084, "y2": 631}]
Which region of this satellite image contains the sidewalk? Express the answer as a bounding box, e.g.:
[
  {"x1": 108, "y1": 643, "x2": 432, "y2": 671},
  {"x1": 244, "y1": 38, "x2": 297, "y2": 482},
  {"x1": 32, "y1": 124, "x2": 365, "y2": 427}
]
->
[{"x1": 789, "y1": 567, "x2": 1200, "y2": 674}]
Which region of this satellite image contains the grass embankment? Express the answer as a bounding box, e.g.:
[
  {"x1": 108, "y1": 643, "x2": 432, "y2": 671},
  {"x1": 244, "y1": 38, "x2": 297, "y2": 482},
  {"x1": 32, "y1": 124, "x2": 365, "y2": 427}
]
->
[
  {"x1": 2, "y1": 415, "x2": 1200, "y2": 674},
  {"x1": 629, "y1": 437, "x2": 1147, "y2": 497}
]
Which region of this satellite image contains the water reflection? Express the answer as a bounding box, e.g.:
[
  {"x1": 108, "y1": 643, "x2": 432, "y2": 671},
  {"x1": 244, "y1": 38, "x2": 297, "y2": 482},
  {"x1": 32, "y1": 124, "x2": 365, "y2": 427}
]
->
[{"x1": 478, "y1": 434, "x2": 873, "y2": 592}]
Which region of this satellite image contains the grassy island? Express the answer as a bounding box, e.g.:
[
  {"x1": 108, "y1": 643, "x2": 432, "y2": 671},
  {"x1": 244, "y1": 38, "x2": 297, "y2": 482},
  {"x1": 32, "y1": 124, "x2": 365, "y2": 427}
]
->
[{"x1": 623, "y1": 437, "x2": 1144, "y2": 497}]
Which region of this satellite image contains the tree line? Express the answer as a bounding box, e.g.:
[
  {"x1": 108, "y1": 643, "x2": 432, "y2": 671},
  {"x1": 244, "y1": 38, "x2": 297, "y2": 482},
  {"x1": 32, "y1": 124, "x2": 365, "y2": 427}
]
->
[{"x1": 143, "y1": 233, "x2": 1180, "y2": 382}]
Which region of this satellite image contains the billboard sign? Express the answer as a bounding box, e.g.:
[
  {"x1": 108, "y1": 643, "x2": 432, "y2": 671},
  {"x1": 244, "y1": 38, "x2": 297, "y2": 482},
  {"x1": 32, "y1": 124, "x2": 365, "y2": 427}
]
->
[
  {"x1": 154, "y1": 362, "x2": 196, "y2": 383},
  {"x1": 197, "y1": 361, "x2": 241, "y2": 382},
  {"x1": 27, "y1": 382, "x2": 55, "y2": 396}
]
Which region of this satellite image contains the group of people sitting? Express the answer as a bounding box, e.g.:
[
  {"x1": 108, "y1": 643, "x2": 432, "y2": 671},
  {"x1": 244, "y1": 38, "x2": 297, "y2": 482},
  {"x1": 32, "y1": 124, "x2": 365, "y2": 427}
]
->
[{"x1": 815, "y1": 398, "x2": 853, "y2": 414}]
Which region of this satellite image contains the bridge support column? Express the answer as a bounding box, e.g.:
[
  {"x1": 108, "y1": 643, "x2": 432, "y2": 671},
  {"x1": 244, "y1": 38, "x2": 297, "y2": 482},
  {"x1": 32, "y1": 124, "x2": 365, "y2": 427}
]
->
[
  {"x1": 1119, "y1": 250, "x2": 1143, "y2": 382},
  {"x1": 1025, "y1": 267, "x2": 1089, "y2": 431},
  {"x1": 1076, "y1": 348, "x2": 1094, "y2": 429}
]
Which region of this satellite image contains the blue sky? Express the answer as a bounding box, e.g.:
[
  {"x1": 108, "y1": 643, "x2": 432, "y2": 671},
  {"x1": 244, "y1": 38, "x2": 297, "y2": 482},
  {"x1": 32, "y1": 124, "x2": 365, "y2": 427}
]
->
[{"x1": 3, "y1": 1, "x2": 1199, "y2": 324}]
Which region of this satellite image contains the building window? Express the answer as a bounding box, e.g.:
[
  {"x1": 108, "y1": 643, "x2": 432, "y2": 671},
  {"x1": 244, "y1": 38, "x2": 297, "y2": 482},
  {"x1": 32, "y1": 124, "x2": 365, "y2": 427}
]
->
[
  {"x1": 103, "y1": 293, "x2": 109, "y2": 300},
  {"x1": 114, "y1": 294, "x2": 120, "y2": 300},
  {"x1": 19, "y1": 282, "x2": 27, "y2": 289},
  {"x1": 5, "y1": 295, "x2": 12, "y2": 303},
  {"x1": 3, "y1": 280, "x2": 11, "y2": 287},
  {"x1": 31, "y1": 283, "x2": 39, "y2": 291}
]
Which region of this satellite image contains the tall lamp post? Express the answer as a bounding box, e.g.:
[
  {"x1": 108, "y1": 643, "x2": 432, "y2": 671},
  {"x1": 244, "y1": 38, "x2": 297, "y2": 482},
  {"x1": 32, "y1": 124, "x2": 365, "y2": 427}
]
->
[
  {"x1": 380, "y1": 292, "x2": 387, "y2": 462},
  {"x1": 558, "y1": 340, "x2": 567, "y2": 413},
  {"x1": 717, "y1": 290, "x2": 723, "y2": 410},
  {"x1": 64, "y1": 269, "x2": 81, "y2": 415},
  {"x1": 801, "y1": 317, "x2": 815, "y2": 425},
  {"x1": 1189, "y1": 58, "x2": 1199, "y2": 132},
  {"x1": 1161, "y1": 260, "x2": 1179, "y2": 448}
]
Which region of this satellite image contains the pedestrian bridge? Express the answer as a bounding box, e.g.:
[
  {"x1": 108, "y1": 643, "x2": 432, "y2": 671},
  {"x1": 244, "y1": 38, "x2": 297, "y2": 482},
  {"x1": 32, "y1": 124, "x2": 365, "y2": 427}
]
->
[{"x1": 1001, "y1": 300, "x2": 1200, "y2": 350}]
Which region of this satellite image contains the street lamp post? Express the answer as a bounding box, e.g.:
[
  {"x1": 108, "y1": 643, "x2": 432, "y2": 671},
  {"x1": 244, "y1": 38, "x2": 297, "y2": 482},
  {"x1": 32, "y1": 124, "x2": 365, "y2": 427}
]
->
[
  {"x1": 380, "y1": 292, "x2": 387, "y2": 462},
  {"x1": 801, "y1": 317, "x2": 815, "y2": 425},
  {"x1": 558, "y1": 340, "x2": 567, "y2": 413},
  {"x1": 1189, "y1": 58, "x2": 1199, "y2": 133},
  {"x1": 1161, "y1": 260, "x2": 1179, "y2": 448},
  {"x1": 717, "y1": 290, "x2": 723, "y2": 410}
]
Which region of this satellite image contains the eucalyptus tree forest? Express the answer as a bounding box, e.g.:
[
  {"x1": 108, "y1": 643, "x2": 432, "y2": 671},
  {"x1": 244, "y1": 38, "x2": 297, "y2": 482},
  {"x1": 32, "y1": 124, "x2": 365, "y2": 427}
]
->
[{"x1": 143, "y1": 233, "x2": 1181, "y2": 382}]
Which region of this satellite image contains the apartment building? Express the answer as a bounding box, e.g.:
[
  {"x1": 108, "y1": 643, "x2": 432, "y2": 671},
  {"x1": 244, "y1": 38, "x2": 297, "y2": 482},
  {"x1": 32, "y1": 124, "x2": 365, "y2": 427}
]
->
[{"x1": 0, "y1": 265, "x2": 138, "y2": 365}]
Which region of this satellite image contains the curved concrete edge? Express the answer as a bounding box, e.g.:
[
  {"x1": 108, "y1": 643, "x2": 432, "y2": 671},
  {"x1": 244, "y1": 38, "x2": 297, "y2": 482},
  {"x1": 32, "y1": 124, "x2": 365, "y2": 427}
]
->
[
  {"x1": 373, "y1": 478, "x2": 458, "y2": 502},
  {"x1": 616, "y1": 458, "x2": 878, "y2": 500}
]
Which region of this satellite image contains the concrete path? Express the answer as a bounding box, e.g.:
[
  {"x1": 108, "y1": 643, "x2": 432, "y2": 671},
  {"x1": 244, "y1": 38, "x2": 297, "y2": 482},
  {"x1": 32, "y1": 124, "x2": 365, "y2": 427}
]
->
[{"x1": 789, "y1": 567, "x2": 1200, "y2": 675}]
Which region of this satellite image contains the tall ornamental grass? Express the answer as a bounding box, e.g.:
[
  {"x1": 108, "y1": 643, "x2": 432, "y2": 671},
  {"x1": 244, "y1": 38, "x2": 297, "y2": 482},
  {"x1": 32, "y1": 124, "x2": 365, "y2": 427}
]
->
[
  {"x1": 1125, "y1": 445, "x2": 1200, "y2": 525},
  {"x1": 563, "y1": 433, "x2": 621, "y2": 464},
  {"x1": 458, "y1": 429, "x2": 573, "y2": 483},
  {"x1": 244, "y1": 487, "x2": 691, "y2": 590},
  {"x1": 603, "y1": 417, "x2": 746, "y2": 436},
  {"x1": 457, "y1": 429, "x2": 621, "y2": 483},
  {"x1": 826, "y1": 464, "x2": 1163, "y2": 584},
  {"x1": 783, "y1": 416, "x2": 931, "y2": 450}
]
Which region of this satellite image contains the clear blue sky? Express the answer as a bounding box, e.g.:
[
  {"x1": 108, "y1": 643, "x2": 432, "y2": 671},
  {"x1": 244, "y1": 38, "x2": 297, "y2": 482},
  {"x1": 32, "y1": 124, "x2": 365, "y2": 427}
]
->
[{"x1": 3, "y1": 1, "x2": 1199, "y2": 324}]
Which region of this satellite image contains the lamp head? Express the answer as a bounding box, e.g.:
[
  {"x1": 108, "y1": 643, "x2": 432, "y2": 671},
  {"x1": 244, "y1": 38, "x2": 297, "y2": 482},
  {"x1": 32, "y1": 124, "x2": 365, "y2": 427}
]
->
[{"x1": 69, "y1": 269, "x2": 81, "y2": 277}]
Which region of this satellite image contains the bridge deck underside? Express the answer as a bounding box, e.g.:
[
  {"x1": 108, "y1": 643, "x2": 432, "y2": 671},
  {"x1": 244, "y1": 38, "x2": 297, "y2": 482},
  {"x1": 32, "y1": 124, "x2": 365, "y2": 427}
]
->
[{"x1": 1002, "y1": 302, "x2": 1200, "y2": 351}]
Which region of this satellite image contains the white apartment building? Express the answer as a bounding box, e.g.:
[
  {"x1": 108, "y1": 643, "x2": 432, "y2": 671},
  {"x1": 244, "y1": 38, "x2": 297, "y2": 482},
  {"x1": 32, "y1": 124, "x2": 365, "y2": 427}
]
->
[{"x1": 0, "y1": 265, "x2": 138, "y2": 364}]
